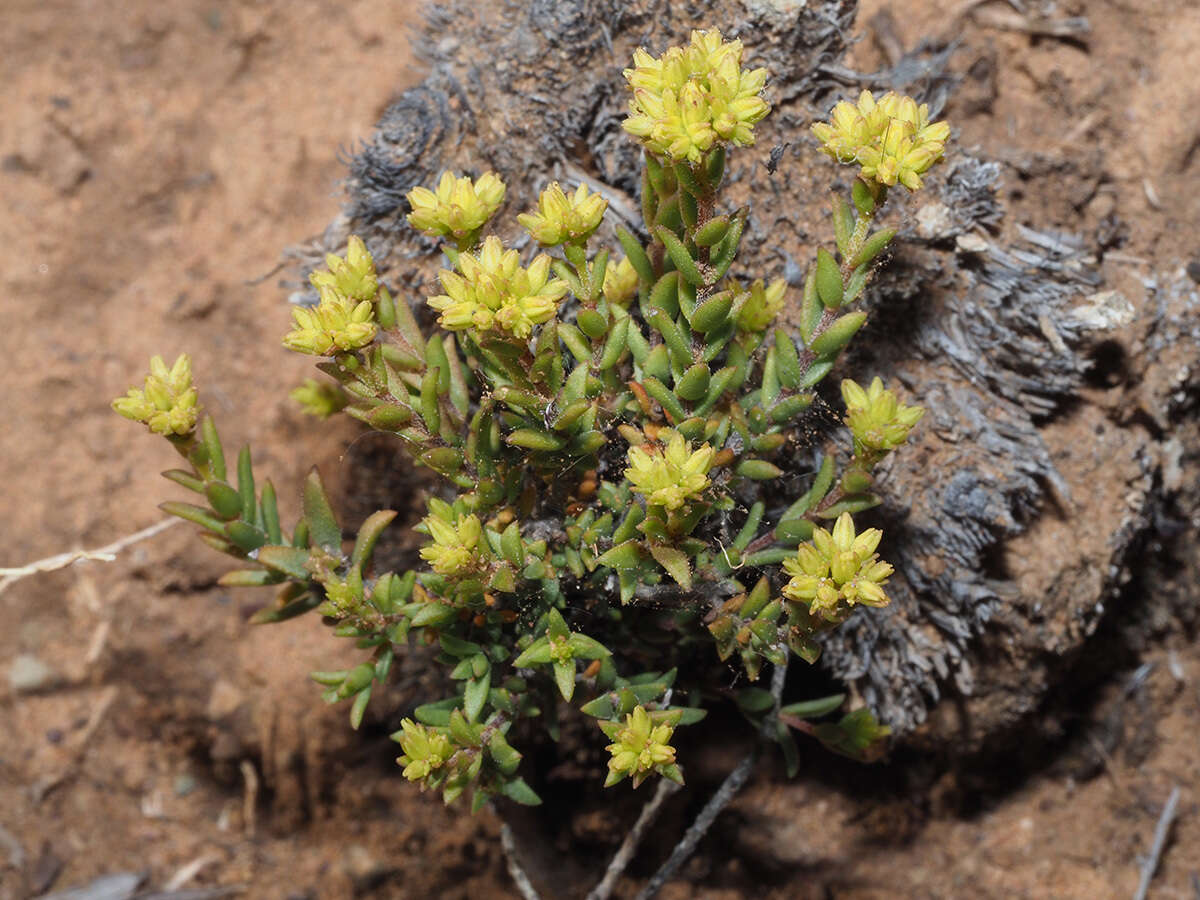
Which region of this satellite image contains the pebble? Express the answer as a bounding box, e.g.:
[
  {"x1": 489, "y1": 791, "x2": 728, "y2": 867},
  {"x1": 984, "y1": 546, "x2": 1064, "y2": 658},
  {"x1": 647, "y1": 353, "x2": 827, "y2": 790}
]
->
[
  {"x1": 206, "y1": 679, "x2": 244, "y2": 720},
  {"x1": 8, "y1": 654, "x2": 57, "y2": 693}
]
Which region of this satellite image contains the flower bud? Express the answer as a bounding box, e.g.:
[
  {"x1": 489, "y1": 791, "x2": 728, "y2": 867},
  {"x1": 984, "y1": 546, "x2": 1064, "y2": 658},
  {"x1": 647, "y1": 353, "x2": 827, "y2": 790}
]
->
[{"x1": 112, "y1": 354, "x2": 200, "y2": 436}]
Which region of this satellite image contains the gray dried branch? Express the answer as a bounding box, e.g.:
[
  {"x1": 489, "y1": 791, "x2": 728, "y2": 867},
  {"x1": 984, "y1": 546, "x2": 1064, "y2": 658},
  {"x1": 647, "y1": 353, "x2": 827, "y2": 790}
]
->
[
  {"x1": 635, "y1": 662, "x2": 788, "y2": 900},
  {"x1": 0, "y1": 518, "x2": 178, "y2": 597},
  {"x1": 500, "y1": 821, "x2": 542, "y2": 900},
  {"x1": 1133, "y1": 786, "x2": 1181, "y2": 900},
  {"x1": 587, "y1": 777, "x2": 681, "y2": 900}
]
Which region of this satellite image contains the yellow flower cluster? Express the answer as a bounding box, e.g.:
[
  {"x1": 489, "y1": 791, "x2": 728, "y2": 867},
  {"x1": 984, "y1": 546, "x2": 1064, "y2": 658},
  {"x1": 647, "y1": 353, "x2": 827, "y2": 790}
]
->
[
  {"x1": 427, "y1": 236, "x2": 568, "y2": 339},
  {"x1": 290, "y1": 378, "x2": 347, "y2": 419},
  {"x1": 734, "y1": 277, "x2": 786, "y2": 333},
  {"x1": 625, "y1": 432, "x2": 714, "y2": 511},
  {"x1": 283, "y1": 237, "x2": 379, "y2": 356},
  {"x1": 603, "y1": 705, "x2": 678, "y2": 788},
  {"x1": 812, "y1": 90, "x2": 950, "y2": 191},
  {"x1": 623, "y1": 29, "x2": 770, "y2": 164},
  {"x1": 602, "y1": 256, "x2": 639, "y2": 308},
  {"x1": 394, "y1": 719, "x2": 453, "y2": 782},
  {"x1": 309, "y1": 234, "x2": 378, "y2": 302},
  {"x1": 518, "y1": 182, "x2": 608, "y2": 246},
  {"x1": 112, "y1": 354, "x2": 199, "y2": 436},
  {"x1": 781, "y1": 512, "x2": 894, "y2": 621},
  {"x1": 283, "y1": 295, "x2": 377, "y2": 356},
  {"x1": 841, "y1": 377, "x2": 925, "y2": 455},
  {"x1": 418, "y1": 508, "x2": 484, "y2": 577},
  {"x1": 406, "y1": 171, "x2": 506, "y2": 242}
]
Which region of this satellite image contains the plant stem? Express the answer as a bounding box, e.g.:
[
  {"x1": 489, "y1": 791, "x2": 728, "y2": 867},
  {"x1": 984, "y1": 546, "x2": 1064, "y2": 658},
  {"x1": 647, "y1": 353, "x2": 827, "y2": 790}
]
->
[
  {"x1": 633, "y1": 746, "x2": 760, "y2": 900},
  {"x1": 783, "y1": 202, "x2": 884, "y2": 448},
  {"x1": 499, "y1": 821, "x2": 542, "y2": 900},
  {"x1": 633, "y1": 661, "x2": 787, "y2": 900},
  {"x1": 842, "y1": 215, "x2": 873, "y2": 279},
  {"x1": 586, "y1": 777, "x2": 681, "y2": 900}
]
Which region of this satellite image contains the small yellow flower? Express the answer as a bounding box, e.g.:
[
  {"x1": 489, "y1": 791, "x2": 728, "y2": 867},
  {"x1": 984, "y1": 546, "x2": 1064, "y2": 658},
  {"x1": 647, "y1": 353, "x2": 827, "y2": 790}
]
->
[
  {"x1": 624, "y1": 432, "x2": 714, "y2": 511},
  {"x1": 427, "y1": 236, "x2": 568, "y2": 339},
  {"x1": 603, "y1": 256, "x2": 640, "y2": 308},
  {"x1": 418, "y1": 510, "x2": 484, "y2": 577},
  {"x1": 812, "y1": 90, "x2": 949, "y2": 191},
  {"x1": 284, "y1": 237, "x2": 380, "y2": 355},
  {"x1": 406, "y1": 171, "x2": 506, "y2": 242},
  {"x1": 734, "y1": 277, "x2": 786, "y2": 333},
  {"x1": 282, "y1": 288, "x2": 377, "y2": 356},
  {"x1": 623, "y1": 29, "x2": 770, "y2": 164},
  {"x1": 290, "y1": 378, "x2": 347, "y2": 419},
  {"x1": 518, "y1": 181, "x2": 608, "y2": 246},
  {"x1": 602, "y1": 705, "x2": 680, "y2": 788},
  {"x1": 841, "y1": 377, "x2": 924, "y2": 455},
  {"x1": 781, "y1": 512, "x2": 894, "y2": 622},
  {"x1": 112, "y1": 354, "x2": 200, "y2": 436},
  {"x1": 309, "y1": 236, "x2": 378, "y2": 303},
  {"x1": 394, "y1": 719, "x2": 453, "y2": 782}
]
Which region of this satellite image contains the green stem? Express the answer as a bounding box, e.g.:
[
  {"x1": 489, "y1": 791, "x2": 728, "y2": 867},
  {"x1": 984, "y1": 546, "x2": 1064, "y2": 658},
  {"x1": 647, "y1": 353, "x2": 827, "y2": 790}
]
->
[{"x1": 841, "y1": 213, "x2": 874, "y2": 280}]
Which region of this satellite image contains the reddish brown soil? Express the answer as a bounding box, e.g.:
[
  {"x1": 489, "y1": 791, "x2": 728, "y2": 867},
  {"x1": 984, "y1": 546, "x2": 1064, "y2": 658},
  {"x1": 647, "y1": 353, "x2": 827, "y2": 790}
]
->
[{"x1": 3, "y1": 1, "x2": 1199, "y2": 898}]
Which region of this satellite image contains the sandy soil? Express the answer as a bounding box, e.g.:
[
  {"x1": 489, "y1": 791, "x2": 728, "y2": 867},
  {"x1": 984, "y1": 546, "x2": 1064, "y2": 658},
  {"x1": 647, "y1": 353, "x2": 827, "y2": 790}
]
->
[{"x1": 2, "y1": 1, "x2": 1199, "y2": 898}]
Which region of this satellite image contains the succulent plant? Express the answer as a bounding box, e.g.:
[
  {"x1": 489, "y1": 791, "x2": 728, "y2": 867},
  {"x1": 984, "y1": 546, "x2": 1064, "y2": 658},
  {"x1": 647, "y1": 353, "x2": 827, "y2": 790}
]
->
[{"x1": 115, "y1": 28, "x2": 947, "y2": 810}]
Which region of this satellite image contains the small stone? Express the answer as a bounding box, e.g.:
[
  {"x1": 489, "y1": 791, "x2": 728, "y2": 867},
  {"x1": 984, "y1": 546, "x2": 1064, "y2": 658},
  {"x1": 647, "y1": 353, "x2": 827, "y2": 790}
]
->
[
  {"x1": 1070, "y1": 289, "x2": 1135, "y2": 330},
  {"x1": 955, "y1": 232, "x2": 989, "y2": 254},
  {"x1": 8, "y1": 654, "x2": 57, "y2": 694},
  {"x1": 173, "y1": 773, "x2": 198, "y2": 797},
  {"x1": 1186, "y1": 259, "x2": 1200, "y2": 284},
  {"x1": 343, "y1": 844, "x2": 391, "y2": 893},
  {"x1": 916, "y1": 201, "x2": 956, "y2": 240},
  {"x1": 206, "y1": 679, "x2": 244, "y2": 720}
]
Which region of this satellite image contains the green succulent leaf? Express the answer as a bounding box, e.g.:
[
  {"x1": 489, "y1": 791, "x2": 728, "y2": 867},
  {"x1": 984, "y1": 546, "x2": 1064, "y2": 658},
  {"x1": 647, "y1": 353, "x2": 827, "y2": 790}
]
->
[
  {"x1": 160, "y1": 501, "x2": 226, "y2": 533},
  {"x1": 204, "y1": 481, "x2": 243, "y2": 521},
  {"x1": 616, "y1": 227, "x2": 654, "y2": 284},
  {"x1": 649, "y1": 544, "x2": 692, "y2": 589},
  {"x1": 249, "y1": 590, "x2": 321, "y2": 624},
  {"x1": 694, "y1": 215, "x2": 730, "y2": 247},
  {"x1": 780, "y1": 693, "x2": 846, "y2": 719},
  {"x1": 809, "y1": 311, "x2": 867, "y2": 356},
  {"x1": 501, "y1": 778, "x2": 542, "y2": 806},
  {"x1": 302, "y1": 469, "x2": 342, "y2": 553},
  {"x1": 463, "y1": 672, "x2": 490, "y2": 723},
  {"x1": 656, "y1": 225, "x2": 703, "y2": 286},
  {"x1": 851, "y1": 228, "x2": 896, "y2": 268},
  {"x1": 597, "y1": 540, "x2": 644, "y2": 571},
  {"x1": 815, "y1": 248, "x2": 844, "y2": 309},
  {"x1": 351, "y1": 509, "x2": 397, "y2": 570}
]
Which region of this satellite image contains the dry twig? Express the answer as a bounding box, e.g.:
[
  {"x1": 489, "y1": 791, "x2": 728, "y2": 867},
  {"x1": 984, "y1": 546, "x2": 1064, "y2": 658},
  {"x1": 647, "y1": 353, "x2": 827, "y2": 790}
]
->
[
  {"x1": 587, "y1": 777, "x2": 682, "y2": 900},
  {"x1": 0, "y1": 518, "x2": 178, "y2": 597},
  {"x1": 499, "y1": 821, "x2": 542, "y2": 900},
  {"x1": 31, "y1": 684, "x2": 119, "y2": 803},
  {"x1": 1133, "y1": 786, "x2": 1181, "y2": 900},
  {"x1": 634, "y1": 746, "x2": 761, "y2": 900},
  {"x1": 634, "y1": 661, "x2": 788, "y2": 900},
  {"x1": 164, "y1": 853, "x2": 222, "y2": 892},
  {"x1": 239, "y1": 760, "x2": 260, "y2": 837}
]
